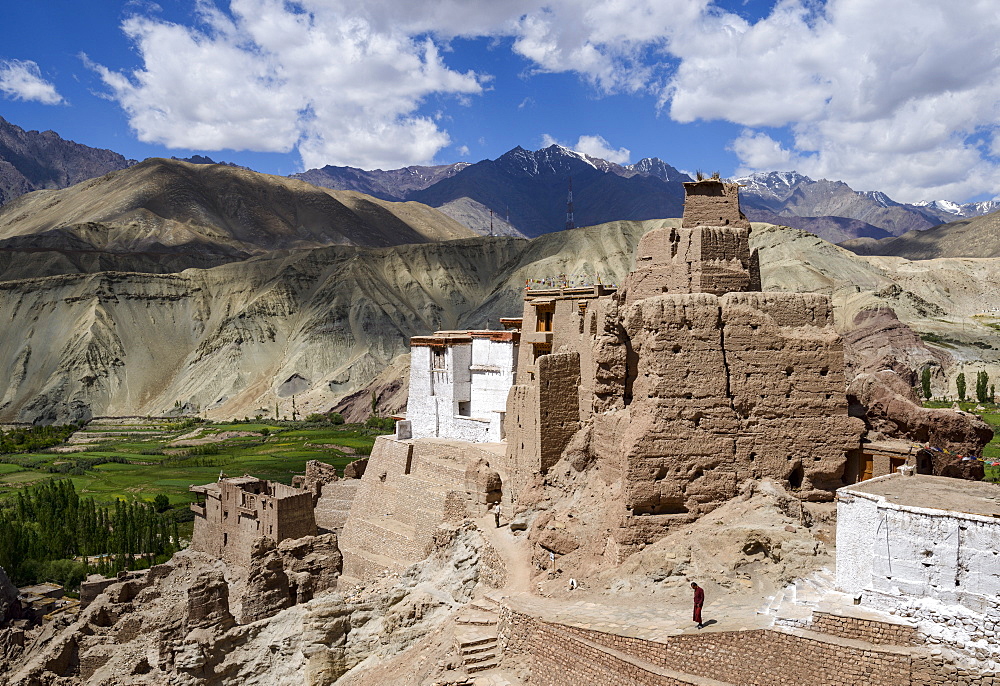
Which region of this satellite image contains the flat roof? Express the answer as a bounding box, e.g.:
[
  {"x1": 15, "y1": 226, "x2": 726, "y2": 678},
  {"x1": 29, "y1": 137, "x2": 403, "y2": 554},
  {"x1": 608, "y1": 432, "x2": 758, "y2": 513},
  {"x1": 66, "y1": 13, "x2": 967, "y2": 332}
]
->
[
  {"x1": 840, "y1": 474, "x2": 1000, "y2": 518},
  {"x1": 19, "y1": 583, "x2": 61, "y2": 594}
]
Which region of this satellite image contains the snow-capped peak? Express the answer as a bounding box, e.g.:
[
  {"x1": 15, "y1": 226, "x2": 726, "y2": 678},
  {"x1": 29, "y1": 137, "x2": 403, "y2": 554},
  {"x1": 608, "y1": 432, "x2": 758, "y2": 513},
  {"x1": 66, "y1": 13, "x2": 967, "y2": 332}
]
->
[
  {"x1": 862, "y1": 190, "x2": 899, "y2": 208},
  {"x1": 733, "y1": 170, "x2": 812, "y2": 188},
  {"x1": 912, "y1": 198, "x2": 1000, "y2": 219}
]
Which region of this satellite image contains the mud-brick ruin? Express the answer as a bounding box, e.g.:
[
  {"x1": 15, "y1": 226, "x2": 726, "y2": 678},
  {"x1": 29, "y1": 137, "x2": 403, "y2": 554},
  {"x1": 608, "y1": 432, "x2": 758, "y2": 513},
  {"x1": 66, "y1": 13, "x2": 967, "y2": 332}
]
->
[
  {"x1": 335, "y1": 179, "x2": 864, "y2": 578},
  {"x1": 189, "y1": 476, "x2": 316, "y2": 565},
  {"x1": 8, "y1": 178, "x2": 999, "y2": 686}
]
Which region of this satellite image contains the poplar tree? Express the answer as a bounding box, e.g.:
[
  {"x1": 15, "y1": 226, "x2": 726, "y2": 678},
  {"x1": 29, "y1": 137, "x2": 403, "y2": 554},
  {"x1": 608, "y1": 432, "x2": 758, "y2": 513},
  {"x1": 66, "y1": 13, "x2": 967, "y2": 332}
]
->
[{"x1": 976, "y1": 370, "x2": 989, "y2": 403}]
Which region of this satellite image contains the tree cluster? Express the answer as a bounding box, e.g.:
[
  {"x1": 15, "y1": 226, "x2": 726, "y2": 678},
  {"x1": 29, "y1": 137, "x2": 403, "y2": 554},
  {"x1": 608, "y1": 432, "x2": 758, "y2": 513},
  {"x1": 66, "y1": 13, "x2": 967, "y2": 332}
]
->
[
  {"x1": 0, "y1": 480, "x2": 181, "y2": 590},
  {"x1": 0, "y1": 424, "x2": 77, "y2": 455}
]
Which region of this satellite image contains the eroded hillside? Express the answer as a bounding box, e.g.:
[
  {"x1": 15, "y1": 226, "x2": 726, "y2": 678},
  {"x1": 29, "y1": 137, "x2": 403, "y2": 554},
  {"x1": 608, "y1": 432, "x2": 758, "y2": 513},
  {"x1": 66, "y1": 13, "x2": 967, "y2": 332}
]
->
[
  {"x1": 1, "y1": 220, "x2": 998, "y2": 424},
  {"x1": 0, "y1": 158, "x2": 475, "y2": 275}
]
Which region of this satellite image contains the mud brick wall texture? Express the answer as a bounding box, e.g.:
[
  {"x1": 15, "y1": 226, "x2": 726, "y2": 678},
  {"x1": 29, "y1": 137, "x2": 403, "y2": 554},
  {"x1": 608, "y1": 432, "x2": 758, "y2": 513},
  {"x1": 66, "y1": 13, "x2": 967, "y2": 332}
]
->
[
  {"x1": 809, "y1": 612, "x2": 921, "y2": 646},
  {"x1": 553, "y1": 623, "x2": 911, "y2": 686},
  {"x1": 339, "y1": 436, "x2": 504, "y2": 582},
  {"x1": 498, "y1": 606, "x2": 999, "y2": 686}
]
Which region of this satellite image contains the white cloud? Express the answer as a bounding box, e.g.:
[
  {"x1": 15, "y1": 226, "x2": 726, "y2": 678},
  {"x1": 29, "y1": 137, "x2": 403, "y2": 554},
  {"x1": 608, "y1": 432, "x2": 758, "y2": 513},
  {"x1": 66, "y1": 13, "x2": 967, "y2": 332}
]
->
[
  {"x1": 0, "y1": 59, "x2": 64, "y2": 105},
  {"x1": 573, "y1": 134, "x2": 631, "y2": 164},
  {"x1": 540, "y1": 133, "x2": 631, "y2": 164},
  {"x1": 665, "y1": 0, "x2": 1000, "y2": 201},
  {"x1": 456, "y1": 145, "x2": 470, "y2": 156},
  {"x1": 94, "y1": 0, "x2": 483, "y2": 170},
  {"x1": 89, "y1": 0, "x2": 1000, "y2": 199}
]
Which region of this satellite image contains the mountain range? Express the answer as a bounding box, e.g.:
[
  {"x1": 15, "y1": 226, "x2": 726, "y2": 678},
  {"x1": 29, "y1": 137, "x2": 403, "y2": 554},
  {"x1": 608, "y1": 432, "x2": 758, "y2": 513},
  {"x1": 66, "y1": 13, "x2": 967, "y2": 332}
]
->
[
  {"x1": 0, "y1": 157, "x2": 475, "y2": 280},
  {"x1": 0, "y1": 113, "x2": 998, "y2": 423},
  {"x1": 0, "y1": 116, "x2": 134, "y2": 206},
  {"x1": 2, "y1": 216, "x2": 997, "y2": 424},
  {"x1": 840, "y1": 210, "x2": 1000, "y2": 259},
  {"x1": 5, "y1": 115, "x2": 998, "y2": 245}
]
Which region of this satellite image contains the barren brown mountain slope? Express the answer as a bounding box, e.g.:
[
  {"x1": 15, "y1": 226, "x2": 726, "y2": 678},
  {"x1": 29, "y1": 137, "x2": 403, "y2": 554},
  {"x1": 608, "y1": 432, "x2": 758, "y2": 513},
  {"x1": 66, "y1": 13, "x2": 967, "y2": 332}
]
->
[
  {"x1": 0, "y1": 158, "x2": 474, "y2": 273},
  {"x1": 1, "y1": 220, "x2": 997, "y2": 424},
  {"x1": 840, "y1": 209, "x2": 1000, "y2": 259}
]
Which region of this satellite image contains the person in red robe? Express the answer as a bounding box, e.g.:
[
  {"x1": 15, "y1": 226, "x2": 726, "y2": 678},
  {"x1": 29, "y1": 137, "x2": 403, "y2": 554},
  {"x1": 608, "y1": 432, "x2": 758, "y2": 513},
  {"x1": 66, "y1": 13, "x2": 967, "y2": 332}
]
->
[{"x1": 691, "y1": 582, "x2": 705, "y2": 629}]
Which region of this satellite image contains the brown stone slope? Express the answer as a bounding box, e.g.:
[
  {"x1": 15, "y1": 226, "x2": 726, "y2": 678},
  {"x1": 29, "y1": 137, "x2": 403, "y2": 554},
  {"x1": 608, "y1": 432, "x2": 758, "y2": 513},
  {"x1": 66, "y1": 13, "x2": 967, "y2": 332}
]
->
[
  {"x1": 0, "y1": 157, "x2": 474, "y2": 273},
  {"x1": 840, "y1": 209, "x2": 1000, "y2": 259}
]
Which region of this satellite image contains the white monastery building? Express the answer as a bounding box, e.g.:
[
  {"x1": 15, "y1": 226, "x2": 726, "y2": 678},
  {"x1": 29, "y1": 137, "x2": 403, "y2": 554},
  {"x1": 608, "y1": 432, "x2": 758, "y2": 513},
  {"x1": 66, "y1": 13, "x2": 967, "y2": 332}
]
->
[
  {"x1": 404, "y1": 323, "x2": 520, "y2": 444},
  {"x1": 836, "y1": 472, "x2": 1000, "y2": 614}
]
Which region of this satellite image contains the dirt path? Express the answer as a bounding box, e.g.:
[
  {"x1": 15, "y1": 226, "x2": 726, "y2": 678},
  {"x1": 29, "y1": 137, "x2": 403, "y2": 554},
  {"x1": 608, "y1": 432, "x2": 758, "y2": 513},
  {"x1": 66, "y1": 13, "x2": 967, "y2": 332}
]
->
[{"x1": 477, "y1": 513, "x2": 532, "y2": 593}]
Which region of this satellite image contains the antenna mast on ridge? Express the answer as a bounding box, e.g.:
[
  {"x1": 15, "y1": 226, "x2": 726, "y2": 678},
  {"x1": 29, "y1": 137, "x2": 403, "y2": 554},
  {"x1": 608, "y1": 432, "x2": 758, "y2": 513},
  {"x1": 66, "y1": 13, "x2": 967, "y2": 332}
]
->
[{"x1": 565, "y1": 177, "x2": 575, "y2": 230}]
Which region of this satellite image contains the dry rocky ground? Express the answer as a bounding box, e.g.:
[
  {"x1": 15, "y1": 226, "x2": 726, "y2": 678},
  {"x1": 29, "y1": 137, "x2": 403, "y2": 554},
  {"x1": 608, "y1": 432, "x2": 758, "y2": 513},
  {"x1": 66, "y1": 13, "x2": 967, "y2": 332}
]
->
[{"x1": 0, "y1": 471, "x2": 855, "y2": 685}]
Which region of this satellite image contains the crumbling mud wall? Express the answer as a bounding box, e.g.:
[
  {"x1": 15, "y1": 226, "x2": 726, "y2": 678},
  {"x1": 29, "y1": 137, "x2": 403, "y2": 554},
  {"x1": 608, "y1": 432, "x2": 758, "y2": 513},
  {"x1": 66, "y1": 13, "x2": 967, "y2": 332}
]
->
[
  {"x1": 680, "y1": 178, "x2": 751, "y2": 230},
  {"x1": 623, "y1": 225, "x2": 756, "y2": 300},
  {"x1": 503, "y1": 184, "x2": 864, "y2": 560},
  {"x1": 338, "y1": 435, "x2": 503, "y2": 583},
  {"x1": 590, "y1": 290, "x2": 864, "y2": 556},
  {"x1": 505, "y1": 352, "x2": 581, "y2": 501}
]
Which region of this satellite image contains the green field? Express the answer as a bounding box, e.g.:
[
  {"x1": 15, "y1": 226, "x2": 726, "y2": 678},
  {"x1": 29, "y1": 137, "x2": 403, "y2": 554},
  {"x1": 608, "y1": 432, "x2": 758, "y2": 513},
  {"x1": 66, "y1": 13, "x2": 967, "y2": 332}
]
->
[{"x1": 0, "y1": 419, "x2": 385, "y2": 505}]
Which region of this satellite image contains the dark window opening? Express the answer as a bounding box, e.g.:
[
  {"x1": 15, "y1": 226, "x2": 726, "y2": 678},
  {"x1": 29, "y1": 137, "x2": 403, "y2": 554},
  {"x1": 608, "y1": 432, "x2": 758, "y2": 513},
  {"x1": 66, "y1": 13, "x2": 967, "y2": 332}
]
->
[
  {"x1": 788, "y1": 463, "x2": 804, "y2": 489},
  {"x1": 535, "y1": 305, "x2": 554, "y2": 332},
  {"x1": 634, "y1": 501, "x2": 688, "y2": 515}
]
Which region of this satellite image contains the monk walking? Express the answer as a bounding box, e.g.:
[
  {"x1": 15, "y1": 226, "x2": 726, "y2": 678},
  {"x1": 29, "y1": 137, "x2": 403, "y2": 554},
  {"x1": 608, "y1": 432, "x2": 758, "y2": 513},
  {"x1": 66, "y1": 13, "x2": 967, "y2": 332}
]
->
[{"x1": 691, "y1": 582, "x2": 705, "y2": 629}]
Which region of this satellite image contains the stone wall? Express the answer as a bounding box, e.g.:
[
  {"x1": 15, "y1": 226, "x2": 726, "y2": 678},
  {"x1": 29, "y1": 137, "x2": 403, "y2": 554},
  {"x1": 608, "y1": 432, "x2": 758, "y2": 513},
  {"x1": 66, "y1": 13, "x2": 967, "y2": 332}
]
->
[
  {"x1": 313, "y1": 479, "x2": 361, "y2": 532},
  {"x1": 478, "y1": 538, "x2": 508, "y2": 589},
  {"x1": 498, "y1": 606, "x2": 953, "y2": 686},
  {"x1": 807, "y1": 612, "x2": 921, "y2": 646},
  {"x1": 338, "y1": 436, "x2": 504, "y2": 583},
  {"x1": 836, "y1": 480, "x2": 1000, "y2": 612}
]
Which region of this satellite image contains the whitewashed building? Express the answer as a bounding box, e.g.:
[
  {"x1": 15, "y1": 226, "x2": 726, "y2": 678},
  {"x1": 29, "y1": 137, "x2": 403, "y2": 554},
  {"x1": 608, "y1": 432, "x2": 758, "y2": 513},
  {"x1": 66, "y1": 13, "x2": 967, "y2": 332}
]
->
[
  {"x1": 836, "y1": 473, "x2": 1000, "y2": 614},
  {"x1": 405, "y1": 326, "x2": 520, "y2": 443}
]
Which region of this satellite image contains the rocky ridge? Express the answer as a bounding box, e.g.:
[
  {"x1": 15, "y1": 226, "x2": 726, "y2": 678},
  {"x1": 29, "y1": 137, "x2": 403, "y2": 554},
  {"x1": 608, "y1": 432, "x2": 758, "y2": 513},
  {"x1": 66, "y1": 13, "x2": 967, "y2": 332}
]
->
[
  {"x1": 840, "y1": 208, "x2": 1000, "y2": 259},
  {"x1": 0, "y1": 158, "x2": 475, "y2": 274},
  {"x1": 0, "y1": 116, "x2": 133, "y2": 207},
  {"x1": 6, "y1": 524, "x2": 487, "y2": 686}
]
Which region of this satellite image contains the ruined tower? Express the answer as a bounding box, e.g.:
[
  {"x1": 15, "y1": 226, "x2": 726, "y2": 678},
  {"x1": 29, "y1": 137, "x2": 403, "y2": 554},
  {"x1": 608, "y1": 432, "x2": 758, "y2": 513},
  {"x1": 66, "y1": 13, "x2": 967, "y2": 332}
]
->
[
  {"x1": 622, "y1": 178, "x2": 759, "y2": 303},
  {"x1": 504, "y1": 177, "x2": 863, "y2": 560}
]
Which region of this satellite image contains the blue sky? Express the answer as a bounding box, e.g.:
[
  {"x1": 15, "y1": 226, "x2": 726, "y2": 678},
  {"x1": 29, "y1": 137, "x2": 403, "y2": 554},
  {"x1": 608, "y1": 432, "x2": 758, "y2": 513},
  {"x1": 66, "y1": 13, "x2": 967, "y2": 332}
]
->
[{"x1": 3, "y1": 0, "x2": 1000, "y2": 203}]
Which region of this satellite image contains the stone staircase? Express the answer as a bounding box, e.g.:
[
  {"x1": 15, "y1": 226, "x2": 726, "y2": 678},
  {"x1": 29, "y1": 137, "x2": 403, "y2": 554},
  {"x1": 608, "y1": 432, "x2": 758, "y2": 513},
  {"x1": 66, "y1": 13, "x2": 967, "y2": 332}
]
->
[
  {"x1": 315, "y1": 479, "x2": 361, "y2": 531},
  {"x1": 455, "y1": 597, "x2": 501, "y2": 674},
  {"x1": 757, "y1": 567, "x2": 845, "y2": 626}
]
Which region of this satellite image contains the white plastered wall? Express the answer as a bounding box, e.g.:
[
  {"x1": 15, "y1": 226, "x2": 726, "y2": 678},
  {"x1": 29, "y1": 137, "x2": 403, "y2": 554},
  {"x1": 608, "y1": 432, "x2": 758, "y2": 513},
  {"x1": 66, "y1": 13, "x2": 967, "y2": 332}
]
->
[
  {"x1": 407, "y1": 338, "x2": 517, "y2": 443},
  {"x1": 837, "y1": 481, "x2": 1000, "y2": 612}
]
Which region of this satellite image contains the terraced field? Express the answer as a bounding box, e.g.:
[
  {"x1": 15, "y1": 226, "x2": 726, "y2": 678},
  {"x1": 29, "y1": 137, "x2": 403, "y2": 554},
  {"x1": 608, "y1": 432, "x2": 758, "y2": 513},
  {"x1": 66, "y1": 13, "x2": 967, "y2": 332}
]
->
[{"x1": 0, "y1": 418, "x2": 382, "y2": 505}]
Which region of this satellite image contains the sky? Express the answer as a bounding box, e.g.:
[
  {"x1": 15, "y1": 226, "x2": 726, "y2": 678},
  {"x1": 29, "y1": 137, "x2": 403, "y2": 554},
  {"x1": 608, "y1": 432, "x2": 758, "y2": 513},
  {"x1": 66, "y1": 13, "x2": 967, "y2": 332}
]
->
[{"x1": 3, "y1": 0, "x2": 1000, "y2": 203}]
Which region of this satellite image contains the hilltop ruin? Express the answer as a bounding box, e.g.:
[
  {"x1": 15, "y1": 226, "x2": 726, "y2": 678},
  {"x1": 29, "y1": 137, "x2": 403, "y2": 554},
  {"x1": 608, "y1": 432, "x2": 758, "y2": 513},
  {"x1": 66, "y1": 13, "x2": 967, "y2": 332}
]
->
[{"x1": 5, "y1": 179, "x2": 998, "y2": 686}]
